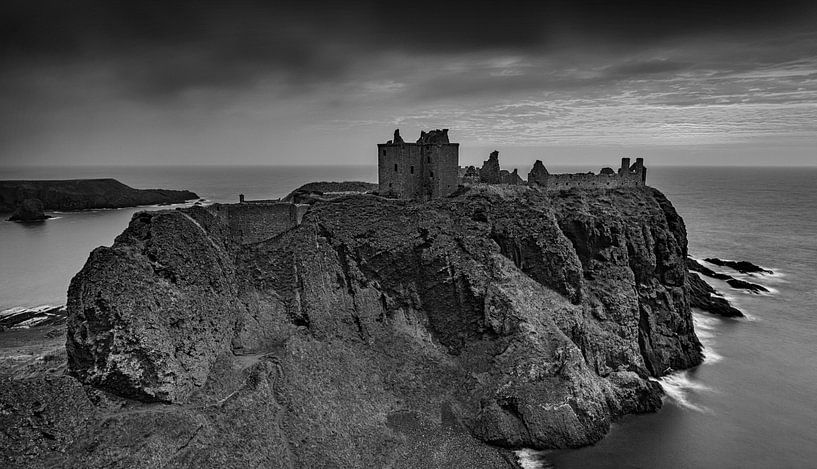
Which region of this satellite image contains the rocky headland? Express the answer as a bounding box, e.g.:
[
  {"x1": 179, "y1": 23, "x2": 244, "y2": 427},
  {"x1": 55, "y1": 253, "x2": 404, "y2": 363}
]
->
[
  {"x1": 0, "y1": 178, "x2": 198, "y2": 213},
  {"x1": 2, "y1": 183, "x2": 744, "y2": 468}
]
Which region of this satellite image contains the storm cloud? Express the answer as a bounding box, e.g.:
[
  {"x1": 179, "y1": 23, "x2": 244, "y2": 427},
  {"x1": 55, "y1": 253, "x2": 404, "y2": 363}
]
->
[{"x1": 1, "y1": 0, "x2": 816, "y2": 166}]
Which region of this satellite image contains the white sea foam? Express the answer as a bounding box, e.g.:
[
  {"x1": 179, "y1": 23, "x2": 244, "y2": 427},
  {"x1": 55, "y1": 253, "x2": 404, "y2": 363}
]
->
[
  {"x1": 693, "y1": 313, "x2": 724, "y2": 364},
  {"x1": 0, "y1": 306, "x2": 28, "y2": 317},
  {"x1": 515, "y1": 449, "x2": 553, "y2": 469},
  {"x1": 1, "y1": 304, "x2": 60, "y2": 316},
  {"x1": 658, "y1": 372, "x2": 714, "y2": 413}
]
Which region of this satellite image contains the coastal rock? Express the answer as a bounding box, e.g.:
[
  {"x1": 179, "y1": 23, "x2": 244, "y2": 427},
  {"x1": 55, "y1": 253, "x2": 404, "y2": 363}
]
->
[
  {"x1": 66, "y1": 208, "x2": 247, "y2": 403},
  {"x1": 726, "y1": 278, "x2": 768, "y2": 293},
  {"x1": 0, "y1": 179, "x2": 198, "y2": 212},
  {"x1": 688, "y1": 258, "x2": 768, "y2": 293},
  {"x1": 687, "y1": 257, "x2": 732, "y2": 280},
  {"x1": 282, "y1": 181, "x2": 378, "y2": 204},
  {"x1": 7, "y1": 198, "x2": 50, "y2": 221},
  {"x1": 686, "y1": 272, "x2": 743, "y2": 317},
  {"x1": 49, "y1": 184, "x2": 704, "y2": 466},
  {"x1": 703, "y1": 257, "x2": 773, "y2": 274}
]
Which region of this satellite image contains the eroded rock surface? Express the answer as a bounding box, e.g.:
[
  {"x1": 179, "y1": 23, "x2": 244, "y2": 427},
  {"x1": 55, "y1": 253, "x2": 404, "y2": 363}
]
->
[
  {"x1": 687, "y1": 258, "x2": 768, "y2": 294},
  {"x1": 5, "y1": 184, "x2": 707, "y2": 468}
]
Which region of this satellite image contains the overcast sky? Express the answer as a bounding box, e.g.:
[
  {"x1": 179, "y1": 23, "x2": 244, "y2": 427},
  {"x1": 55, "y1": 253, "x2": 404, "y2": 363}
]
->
[{"x1": 2, "y1": 0, "x2": 816, "y2": 167}]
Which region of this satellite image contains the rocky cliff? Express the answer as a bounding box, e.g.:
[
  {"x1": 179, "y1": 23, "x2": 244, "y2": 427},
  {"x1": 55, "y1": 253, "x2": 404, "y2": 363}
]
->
[
  {"x1": 4, "y1": 184, "x2": 704, "y2": 468},
  {"x1": 0, "y1": 178, "x2": 198, "y2": 212}
]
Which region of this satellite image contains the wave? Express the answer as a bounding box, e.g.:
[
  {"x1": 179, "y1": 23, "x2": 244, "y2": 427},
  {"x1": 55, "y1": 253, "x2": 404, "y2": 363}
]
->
[
  {"x1": 0, "y1": 304, "x2": 67, "y2": 329},
  {"x1": 515, "y1": 449, "x2": 555, "y2": 469},
  {"x1": 658, "y1": 372, "x2": 714, "y2": 413},
  {"x1": 693, "y1": 313, "x2": 724, "y2": 364}
]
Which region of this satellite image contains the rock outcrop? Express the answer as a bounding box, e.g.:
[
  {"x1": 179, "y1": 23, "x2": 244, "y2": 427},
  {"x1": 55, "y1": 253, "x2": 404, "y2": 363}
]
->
[
  {"x1": 5, "y1": 184, "x2": 707, "y2": 468},
  {"x1": 0, "y1": 179, "x2": 198, "y2": 212},
  {"x1": 703, "y1": 257, "x2": 773, "y2": 275},
  {"x1": 66, "y1": 208, "x2": 246, "y2": 403},
  {"x1": 687, "y1": 258, "x2": 768, "y2": 294},
  {"x1": 686, "y1": 272, "x2": 744, "y2": 318},
  {"x1": 281, "y1": 181, "x2": 378, "y2": 204},
  {"x1": 7, "y1": 198, "x2": 50, "y2": 221}
]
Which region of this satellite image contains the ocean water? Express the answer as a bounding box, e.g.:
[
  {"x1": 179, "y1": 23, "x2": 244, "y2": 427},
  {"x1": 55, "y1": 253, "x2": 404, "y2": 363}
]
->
[{"x1": 1, "y1": 165, "x2": 816, "y2": 468}]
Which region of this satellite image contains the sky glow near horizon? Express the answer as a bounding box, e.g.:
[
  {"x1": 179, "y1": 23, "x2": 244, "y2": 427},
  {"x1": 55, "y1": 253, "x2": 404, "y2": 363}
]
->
[{"x1": 1, "y1": 1, "x2": 816, "y2": 167}]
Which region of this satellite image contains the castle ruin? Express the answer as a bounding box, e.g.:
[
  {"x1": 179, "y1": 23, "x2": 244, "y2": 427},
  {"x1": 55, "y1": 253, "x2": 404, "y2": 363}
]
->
[
  {"x1": 215, "y1": 129, "x2": 647, "y2": 244},
  {"x1": 209, "y1": 200, "x2": 309, "y2": 245},
  {"x1": 527, "y1": 157, "x2": 647, "y2": 190},
  {"x1": 377, "y1": 129, "x2": 459, "y2": 200}
]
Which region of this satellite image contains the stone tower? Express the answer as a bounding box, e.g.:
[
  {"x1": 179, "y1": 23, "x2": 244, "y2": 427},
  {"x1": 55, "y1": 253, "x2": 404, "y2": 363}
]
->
[{"x1": 377, "y1": 129, "x2": 459, "y2": 200}]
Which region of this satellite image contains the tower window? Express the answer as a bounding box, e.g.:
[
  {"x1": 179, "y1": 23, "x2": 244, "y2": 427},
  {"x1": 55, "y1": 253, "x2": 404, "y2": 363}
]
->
[
  {"x1": 430, "y1": 171, "x2": 434, "y2": 178},
  {"x1": 394, "y1": 164, "x2": 398, "y2": 172},
  {"x1": 382, "y1": 149, "x2": 386, "y2": 156},
  {"x1": 410, "y1": 166, "x2": 414, "y2": 174},
  {"x1": 427, "y1": 156, "x2": 430, "y2": 163}
]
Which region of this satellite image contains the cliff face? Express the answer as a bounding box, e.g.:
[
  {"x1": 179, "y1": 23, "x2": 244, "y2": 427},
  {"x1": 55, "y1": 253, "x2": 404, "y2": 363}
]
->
[
  {"x1": 0, "y1": 178, "x2": 198, "y2": 212},
  {"x1": 16, "y1": 185, "x2": 702, "y2": 468}
]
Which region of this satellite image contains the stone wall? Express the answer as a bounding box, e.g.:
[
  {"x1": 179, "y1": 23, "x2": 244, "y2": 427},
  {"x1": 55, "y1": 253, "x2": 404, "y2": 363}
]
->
[
  {"x1": 528, "y1": 157, "x2": 647, "y2": 191},
  {"x1": 479, "y1": 151, "x2": 501, "y2": 184},
  {"x1": 536, "y1": 172, "x2": 643, "y2": 190},
  {"x1": 208, "y1": 202, "x2": 308, "y2": 244}
]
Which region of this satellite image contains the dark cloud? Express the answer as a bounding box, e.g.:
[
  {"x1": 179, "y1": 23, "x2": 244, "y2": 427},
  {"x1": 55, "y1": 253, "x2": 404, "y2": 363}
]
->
[
  {"x1": 2, "y1": 0, "x2": 816, "y2": 97},
  {"x1": 1, "y1": 0, "x2": 816, "y2": 168}
]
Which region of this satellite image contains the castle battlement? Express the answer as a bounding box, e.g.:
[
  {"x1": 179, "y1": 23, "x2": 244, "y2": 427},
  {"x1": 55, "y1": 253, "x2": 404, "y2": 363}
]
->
[{"x1": 380, "y1": 129, "x2": 648, "y2": 200}]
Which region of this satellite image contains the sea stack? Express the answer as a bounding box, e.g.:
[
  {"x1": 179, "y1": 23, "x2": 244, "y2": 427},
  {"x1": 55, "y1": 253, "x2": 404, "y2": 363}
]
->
[{"x1": 7, "y1": 198, "x2": 50, "y2": 222}]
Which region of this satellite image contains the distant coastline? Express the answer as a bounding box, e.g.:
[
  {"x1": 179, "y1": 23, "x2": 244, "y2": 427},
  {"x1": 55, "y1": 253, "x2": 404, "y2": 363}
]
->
[{"x1": 0, "y1": 178, "x2": 198, "y2": 213}]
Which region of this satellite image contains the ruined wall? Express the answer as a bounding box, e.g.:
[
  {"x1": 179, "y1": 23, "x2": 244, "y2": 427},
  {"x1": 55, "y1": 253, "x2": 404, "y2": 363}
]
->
[
  {"x1": 528, "y1": 157, "x2": 647, "y2": 191},
  {"x1": 208, "y1": 203, "x2": 308, "y2": 244},
  {"x1": 479, "y1": 151, "x2": 501, "y2": 184},
  {"x1": 537, "y1": 173, "x2": 644, "y2": 190}
]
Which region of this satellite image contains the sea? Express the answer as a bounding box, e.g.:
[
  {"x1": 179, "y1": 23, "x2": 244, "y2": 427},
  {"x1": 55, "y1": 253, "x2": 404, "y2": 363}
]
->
[{"x1": 1, "y1": 165, "x2": 816, "y2": 468}]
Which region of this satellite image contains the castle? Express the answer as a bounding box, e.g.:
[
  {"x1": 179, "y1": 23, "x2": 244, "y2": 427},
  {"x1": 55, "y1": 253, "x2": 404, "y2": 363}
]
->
[
  {"x1": 223, "y1": 129, "x2": 648, "y2": 245},
  {"x1": 377, "y1": 129, "x2": 459, "y2": 200},
  {"x1": 378, "y1": 129, "x2": 647, "y2": 199}
]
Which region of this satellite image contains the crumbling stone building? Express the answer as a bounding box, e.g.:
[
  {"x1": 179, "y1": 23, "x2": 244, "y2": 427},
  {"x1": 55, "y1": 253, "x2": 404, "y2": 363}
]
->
[
  {"x1": 528, "y1": 157, "x2": 647, "y2": 189},
  {"x1": 479, "y1": 151, "x2": 501, "y2": 184},
  {"x1": 378, "y1": 129, "x2": 459, "y2": 200}
]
